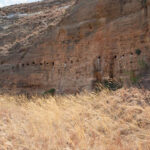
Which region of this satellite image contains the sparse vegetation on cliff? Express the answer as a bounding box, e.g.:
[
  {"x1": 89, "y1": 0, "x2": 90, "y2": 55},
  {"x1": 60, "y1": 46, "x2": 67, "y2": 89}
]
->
[
  {"x1": 129, "y1": 71, "x2": 140, "y2": 84},
  {"x1": 43, "y1": 88, "x2": 56, "y2": 96},
  {"x1": 135, "y1": 49, "x2": 141, "y2": 56},
  {"x1": 138, "y1": 59, "x2": 148, "y2": 70},
  {"x1": 0, "y1": 88, "x2": 150, "y2": 150}
]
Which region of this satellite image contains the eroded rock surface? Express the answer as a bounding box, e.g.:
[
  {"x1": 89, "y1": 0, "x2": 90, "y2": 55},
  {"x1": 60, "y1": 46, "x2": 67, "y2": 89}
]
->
[{"x1": 0, "y1": 0, "x2": 150, "y2": 94}]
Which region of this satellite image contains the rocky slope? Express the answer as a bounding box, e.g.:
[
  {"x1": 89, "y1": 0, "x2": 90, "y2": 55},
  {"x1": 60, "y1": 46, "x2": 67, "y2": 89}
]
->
[
  {"x1": 0, "y1": 0, "x2": 150, "y2": 94},
  {"x1": 0, "y1": 0, "x2": 76, "y2": 55}
]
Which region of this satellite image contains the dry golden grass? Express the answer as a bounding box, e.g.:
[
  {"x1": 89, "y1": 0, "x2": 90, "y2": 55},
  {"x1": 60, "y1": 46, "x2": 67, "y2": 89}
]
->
[{"x1": 0, "y1": 88, "x2": 150, "y2": 150}]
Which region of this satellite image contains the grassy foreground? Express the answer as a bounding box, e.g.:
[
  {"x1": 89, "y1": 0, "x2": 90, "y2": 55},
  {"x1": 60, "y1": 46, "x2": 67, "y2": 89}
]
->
[{"x1": 0, "y1": 88, "x2": 150, "y2": 150}]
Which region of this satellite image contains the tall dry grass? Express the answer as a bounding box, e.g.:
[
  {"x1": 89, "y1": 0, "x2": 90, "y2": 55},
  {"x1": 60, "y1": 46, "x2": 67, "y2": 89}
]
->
[{"x1": 0, "y1": 88, "x2": 150, "y2": 150}]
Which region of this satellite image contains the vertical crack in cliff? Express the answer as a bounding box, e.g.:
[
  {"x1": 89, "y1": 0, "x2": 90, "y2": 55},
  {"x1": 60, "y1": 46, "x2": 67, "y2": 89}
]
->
[
  {"x1": 109, "y1": 54, "x2": 116, "y2": 79},
  {"x1": 141, "y1": 0, "x2": 149, "y2": 32},
  {"x1": 119, "y1": 0, "x2": 125, "y2": 15},
  {"x1": 142, "y1": 0, "x2": 148, "y2": 17}
]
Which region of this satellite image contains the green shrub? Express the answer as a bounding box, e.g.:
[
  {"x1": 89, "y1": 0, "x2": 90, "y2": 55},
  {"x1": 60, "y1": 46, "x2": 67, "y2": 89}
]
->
[
  {"x1": 135, "y1": 49, "x2": 141, "y2": 55},
  {"x1": 43, "y1": 88, "x2": 56, "y2": 96},
  {"x1": 102, "y1": 79, "x2": 122, "y2": 91}
]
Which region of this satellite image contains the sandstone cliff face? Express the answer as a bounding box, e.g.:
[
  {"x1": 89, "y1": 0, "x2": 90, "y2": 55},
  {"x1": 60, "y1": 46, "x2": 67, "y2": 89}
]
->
[{"x1": 0, "y1": 0, "x2": 150, "y2": 94}]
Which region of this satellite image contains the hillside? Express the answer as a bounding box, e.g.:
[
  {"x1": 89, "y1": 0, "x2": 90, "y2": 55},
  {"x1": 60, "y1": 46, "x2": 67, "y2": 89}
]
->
[
  {"x1": 0, "y1": 1, "x2": 150, "y2": 150},
  {"x1": 0, "y1": 0, "x2": 150, "y2": 94}
]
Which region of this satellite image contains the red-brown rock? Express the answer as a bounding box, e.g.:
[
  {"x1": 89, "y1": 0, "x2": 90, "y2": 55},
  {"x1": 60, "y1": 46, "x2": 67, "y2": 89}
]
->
[{"x1": 0, "y1": 0, "x2": 150, "y2": 94}]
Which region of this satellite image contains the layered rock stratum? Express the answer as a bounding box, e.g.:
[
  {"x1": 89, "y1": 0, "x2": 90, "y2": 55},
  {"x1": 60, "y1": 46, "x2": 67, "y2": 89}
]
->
[{"x1": 0, "y1": 0, "x2": 150, "y2": 94}]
